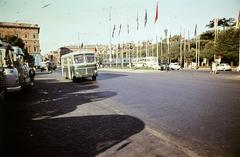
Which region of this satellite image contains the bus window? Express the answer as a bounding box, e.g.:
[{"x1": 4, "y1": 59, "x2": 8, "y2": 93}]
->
[
  {"x1": 85, "y1": 54, "x2": 94, "y2": 63},
  {"x1": 74, "y1": 54, "x2": 84, "y2": 64}
]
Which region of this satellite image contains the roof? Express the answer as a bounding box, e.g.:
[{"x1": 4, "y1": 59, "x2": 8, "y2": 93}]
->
[{"x1": 61, "y1": 51, "x2": 95, "y2": 58}]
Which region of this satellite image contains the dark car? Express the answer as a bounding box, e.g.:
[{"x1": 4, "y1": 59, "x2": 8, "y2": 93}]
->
[{"x1": 159, "y1": 63, "x2": 169, "y2": 71}]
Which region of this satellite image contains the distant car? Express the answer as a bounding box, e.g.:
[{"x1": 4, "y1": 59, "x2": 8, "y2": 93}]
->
[
  {"x1": 216, "y1": 63, "x2": 232, "y2": 71},
  {"x1": 237, "y1": 66, "x2": 240, "y2": 72},
  {"x1": 169, "y1": 63, "x2": 181, "y2": 70},
  {"x1": 159, "y1": 63, "x2": 169, "y2": 71},
  {"x1": 40, "y1": 62, "x2": 48, "y2": 72}
]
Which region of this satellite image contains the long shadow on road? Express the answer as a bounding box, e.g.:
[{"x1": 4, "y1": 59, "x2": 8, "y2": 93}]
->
[{"x1": 1, "y1": 76, "x2": 145, "y2": 157}]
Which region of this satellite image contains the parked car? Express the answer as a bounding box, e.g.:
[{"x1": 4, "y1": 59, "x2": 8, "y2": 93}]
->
[
  {"x1": 216, "y1": 63, "x2": 232, "y2": 71},
  {"x1": 40, "y1": 62, "x2": 48, "y2": 72},
  {"x1": 169, "y1": 63, "x2": 181, "y2": 70},
  {"x1": 159, "y1": 63, "x2": 169, "y2": 71},
  {"x1": 237, "y1": 66, "x2": 240, "y2": 72}
]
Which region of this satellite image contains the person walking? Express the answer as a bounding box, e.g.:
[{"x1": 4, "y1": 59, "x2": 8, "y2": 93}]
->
[
  {"x1": 211, "y1": 61, "x2": 217, "y2": 74},
  {"x1": 29, "y1": 66, "x2": 35, "y2": 86}
]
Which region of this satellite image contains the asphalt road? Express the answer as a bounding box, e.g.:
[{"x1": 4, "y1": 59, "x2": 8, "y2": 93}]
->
[
  {"x1": 1, "y1": 69, "x2": 240, "y2": 157},
  {"x1": 96, "y1": 69, "x2": 240, "y2": 156}
]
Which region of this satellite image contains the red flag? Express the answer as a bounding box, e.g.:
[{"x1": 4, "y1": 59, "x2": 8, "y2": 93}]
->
[
  {"x1": 144, "y1": 9, "x2": 147, "y2": 27},
  {"x1": 154, "y1": 1, "x2": 158, "y2": 23}
]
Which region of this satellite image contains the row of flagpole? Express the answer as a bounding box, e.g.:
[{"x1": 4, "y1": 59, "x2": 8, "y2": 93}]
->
[{"x1": 106, "y1": 1, "x2": 240, "y2": 69}]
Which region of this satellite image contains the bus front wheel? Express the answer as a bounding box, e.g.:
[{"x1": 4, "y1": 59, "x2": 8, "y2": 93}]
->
[
  {"x1": 92, "y1": 76, "x2": 96, "y2": 81},
  {"x1": 73, "y1": 76, "x2": 77, "y2": 83}
]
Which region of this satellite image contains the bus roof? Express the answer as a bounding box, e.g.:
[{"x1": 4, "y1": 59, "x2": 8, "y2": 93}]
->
[{"x1": 61, "y1": 51, "x2": 95, "y2": 58}]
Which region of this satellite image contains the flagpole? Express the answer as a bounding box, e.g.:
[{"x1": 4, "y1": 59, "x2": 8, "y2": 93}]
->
[
  {"x1": 160, "y1": 36, "x2": 163, "y2": 63},
  {"x1": 239, "y1": 34, "x2": 240, "y2": 67},
  {"x1": 195, "y1": 36, "x2": 198, "y2": 70},
  {"x1": 195, "y1": 24, "x2": 198, "y2": 70},
  {"x1": 156, "y1": 36, "x2": 158, "y2": 65},
  {"x1": 137, "y1": 41, "x2": 139, "y2": 63},
  {"x1": 121, "y1": 43, "x2": 123, "y2": 68},
  {"x1": 198, "y1": 36, "x2": 200, "y2": 67},
  {"x1": 108, "y1": 9, "x2": 112, "y2": 68},
  {"x1": 183, "y1": 29, "x2": 186, "y2": 68}
]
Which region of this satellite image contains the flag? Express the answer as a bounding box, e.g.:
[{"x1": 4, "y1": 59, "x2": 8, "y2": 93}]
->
[
  {"x1": 237, "y1": 10, "x2": 240, "y2": 32},
  {"x1": 118, "y1": 24, "x2": 122, "y2": 36},
  {"x1": 136, "y1": 14, "x2": 139, "y2": 31},
  {"x1": 194, "y1": 24, "x2": 197, "y2": 36},
  {"x1": 154, "y1": 1, "x2": 158, "y2": 23},
  {"x1": 144, "y1": 9, "x2": 147, "y2": 27},
  {"x1": 127, "y1": 24, "x2": 130, "y2": 34},
  {"x1": 112, "y1": 25, "x2": 116, "y2": 38}
]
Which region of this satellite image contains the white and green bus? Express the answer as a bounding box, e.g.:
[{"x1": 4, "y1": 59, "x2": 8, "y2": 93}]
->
[{"x1": 61, "y1": 51, "x2": 98, "y2": 82}]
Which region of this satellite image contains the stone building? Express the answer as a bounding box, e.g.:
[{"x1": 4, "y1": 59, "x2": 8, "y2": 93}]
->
[{"x1": 0, "y1": 22, "x2": 42, "y2": 66}]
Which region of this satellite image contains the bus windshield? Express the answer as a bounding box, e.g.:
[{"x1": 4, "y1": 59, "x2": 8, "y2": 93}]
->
[
  {"x1": 85, "y1": 54, "x2": 95, "y2": 63},
  {"x1": 74, "y1": 54, "x2": 84, "y2": 64}
]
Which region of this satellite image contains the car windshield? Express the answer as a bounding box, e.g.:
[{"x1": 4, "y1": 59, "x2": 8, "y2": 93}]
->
[{"x1": 74, "y1": 54, "x2": 84, "y2": 64}]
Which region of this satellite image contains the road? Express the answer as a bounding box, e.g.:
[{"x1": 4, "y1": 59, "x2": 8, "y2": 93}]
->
[{"x1": 1, "y1": 69, "x2": 240, "y2": 157}]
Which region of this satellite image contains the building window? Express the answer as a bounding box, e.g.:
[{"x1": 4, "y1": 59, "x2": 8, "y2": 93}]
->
[
  {"x1": 25, "y1": 34, "x2": 28, "y2": 38},
  {"x1": 33, "y1": 34, "x2": 36, "y2": 38},
  {"x1": 34, "y1": 46, "x2": 36, "y2": 52}
]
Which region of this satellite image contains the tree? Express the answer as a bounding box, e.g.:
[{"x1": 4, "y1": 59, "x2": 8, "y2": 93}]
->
[
  {"x1": 216, "y1": 28, "x2": 239, "y2": 65},
  {"x1": 0, "y1": 35, "x2": 25, "y2": 50},
  {"x1": 206, "y1": 18, "x2": 236, "y2": 30},
  {"x1": 201, "y1": 41, "x2": 215, "y2": 61},
  {"x1": 0, "y1": 35, "x2": 35, "y2": 64}
]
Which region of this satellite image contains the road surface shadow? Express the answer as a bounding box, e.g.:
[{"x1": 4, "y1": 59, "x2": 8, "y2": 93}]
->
[
  {"x1": 97, "y1": 72, "x2": 128, "y2": 81},
  {"x1": 1, "y1": 77, "x2": 144, "y2": 157},
  {"x1": 7, "y1": 115, "x2": 144, "y2": 157}
]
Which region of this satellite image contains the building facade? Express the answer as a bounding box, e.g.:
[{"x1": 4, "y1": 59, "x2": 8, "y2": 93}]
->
[{"x1": 0, "y1": 22, "x2": 42, "y2": 66}]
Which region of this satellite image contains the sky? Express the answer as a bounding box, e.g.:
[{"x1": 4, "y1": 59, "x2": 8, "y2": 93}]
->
[{"x1": 0, "y1": 0, "x2": 239, "y2": 54}]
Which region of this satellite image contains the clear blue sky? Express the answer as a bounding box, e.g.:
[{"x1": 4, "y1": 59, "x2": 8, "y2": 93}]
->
[{"x1": 0, "y1": 0, "x2": 239, "y2": 54}]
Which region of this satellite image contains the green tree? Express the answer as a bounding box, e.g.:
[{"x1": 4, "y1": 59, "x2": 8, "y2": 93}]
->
[
  {"x1": 0, "y1": 35, "x2": 25, "y2": 50},
  {"x1": 216, "y1": 28, "x2": 239, "y2": 65},
  {"x1": 201, "y1": 41, "x2": 215, "y2": 61},
  {"x1": 0, "y1": 35, "x2": 35, "y2": 64},
  {"x1": 206, "y1": 18, "x2": 236, "y2": 30}
]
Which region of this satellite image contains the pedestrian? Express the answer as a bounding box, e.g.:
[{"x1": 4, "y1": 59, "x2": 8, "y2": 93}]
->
[
  {"x1": 29, "y1": 66, "x2": 35, "y2": 86},
  {"x1": 211, "y1": 61, "x2": 217, "y2": 74}
]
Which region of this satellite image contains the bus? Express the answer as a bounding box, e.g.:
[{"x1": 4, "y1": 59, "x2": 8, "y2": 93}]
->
[{"x1": 61, "y1": 51, "x2": 98, "y2": 82}]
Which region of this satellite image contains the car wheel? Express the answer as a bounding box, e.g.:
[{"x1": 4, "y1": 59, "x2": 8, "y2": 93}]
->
[
  {"x1": 73, "y1": 76, "x2": 77, "y2": 83},
  {"x1": 92, "y1": 76, "x2": 96, "y2": 81}
]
